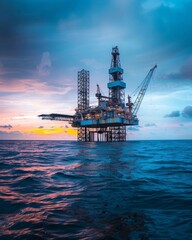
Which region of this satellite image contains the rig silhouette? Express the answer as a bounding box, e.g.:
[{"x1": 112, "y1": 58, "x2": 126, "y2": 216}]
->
[{"x1": 39, "y1": 46, "x2": 157, "y2": 142}]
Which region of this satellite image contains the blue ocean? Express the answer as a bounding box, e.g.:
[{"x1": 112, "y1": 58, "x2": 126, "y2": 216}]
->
[{"x1": 0, "y1": 140, "x2": 192, "y2": 240}]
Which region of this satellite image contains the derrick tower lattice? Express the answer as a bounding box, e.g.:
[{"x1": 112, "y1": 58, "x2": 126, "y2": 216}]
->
[{"x1": 77, "y1": 69, "x2": 90, "y2": 141}]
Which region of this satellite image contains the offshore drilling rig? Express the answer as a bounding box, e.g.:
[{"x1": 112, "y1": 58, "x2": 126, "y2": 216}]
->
[{"x1": 39, "y1": 46, "x2": 157, "y2": 142}]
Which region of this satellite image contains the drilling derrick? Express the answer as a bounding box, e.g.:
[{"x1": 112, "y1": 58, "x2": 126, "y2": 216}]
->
[
  {"x1": 109, "y1": 46, "x2": 125, "y2": 106},
  {"x1": 108, "y1": 46, "x2": 126, "y2": 141},
  {"x1": 38, "y1": 46, "x2": 157, "y2": 142}
]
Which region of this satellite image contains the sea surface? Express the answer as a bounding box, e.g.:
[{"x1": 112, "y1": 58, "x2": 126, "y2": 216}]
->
[{"x1": 0, "y1": 140, "x2": 192, "y2": 240}]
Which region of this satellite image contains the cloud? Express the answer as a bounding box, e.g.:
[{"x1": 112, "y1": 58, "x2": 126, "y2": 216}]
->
[
  {"x1": 59, "y1": 16, "x2": 79, "y2": 31},
  {"x1": 12, "y1": 115, "x2": 37, "y2": 120},
  {"x1": 127, "y1": 126, "x2": 140, "y2": 131},
  {"x1": 142, "y1": 0, "x2": 175, "y2": 12},
  {"x1": 144, "y1": 123, "x2": 156, "y2": 127},
  {"x1": 37, "y1": 52, "x2": 52, "y2": 77},
  {"x1": 164, "y1": 107, "x2": 192, "y2": 119},
  {"x1": 164, "y1": 111, "x2": 180, "y2": 118},
  {"x1": 0, "y1": 79, "x2": 73, "y2": 95},
  {"x1": 0, "y1": 130, "x2": 23, "y2": 140},
  {"x1": 0, "y1": 61, "x2": 4, "y2": 74},
  {"x1": 149, "y1": 1, "x2": 192, "y2": 51},
  {"x1": 182, "y1": 106, "x2": 192, "y2": 118},
  {"x1": 0, "y1": 0, "x2": 76, "y2": 56},
  {"x1": 1, "y1": 0, "x2": 191, "y2": 83},
  {"x1": 168, "y1": 57, "x2": 192, "y2": 80},
  {"x1": 0, "y1": 124, "x2": 12, "y2": 129}
]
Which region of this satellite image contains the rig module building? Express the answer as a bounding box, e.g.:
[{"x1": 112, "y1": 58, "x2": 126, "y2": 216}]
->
[{"x1": 39, "y1": 46, "x2": 156, "y2": 142}]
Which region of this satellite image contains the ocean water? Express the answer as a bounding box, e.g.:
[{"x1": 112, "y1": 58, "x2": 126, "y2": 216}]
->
[{"x1": 0, "y1": 140, "x2": 192, "y2": 240}]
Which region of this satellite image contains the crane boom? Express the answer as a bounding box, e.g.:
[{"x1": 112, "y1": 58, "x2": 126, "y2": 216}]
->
[
  {"x1": 38, "y1": 113, "x2": 74, "y2": 121},
  {"x1": 132, "y1": 65, "x2": 157, "y2": 116}
]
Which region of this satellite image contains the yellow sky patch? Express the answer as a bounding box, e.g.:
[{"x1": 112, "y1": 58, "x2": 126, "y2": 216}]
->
[{"x1": 26, "y1": 126, "x2": 77, "y2": 136}]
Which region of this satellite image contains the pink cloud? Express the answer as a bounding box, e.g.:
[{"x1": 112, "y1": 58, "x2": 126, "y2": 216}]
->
[{"x1": 0, "y1": 79, "x2": 73, "y2": 95}]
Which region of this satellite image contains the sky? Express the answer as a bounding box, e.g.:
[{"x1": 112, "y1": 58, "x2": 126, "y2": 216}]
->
[{"x1": 0, "y1": 0, "x2": 192, "y2": 140}]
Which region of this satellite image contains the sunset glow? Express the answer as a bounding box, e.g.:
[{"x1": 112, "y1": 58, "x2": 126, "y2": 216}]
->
[
  {"x1": 29, "y1": 126, "x2": 77, "y2": 136},
  {"x1": 0, "y1": 0, "x2": 192, "y2": 140}
]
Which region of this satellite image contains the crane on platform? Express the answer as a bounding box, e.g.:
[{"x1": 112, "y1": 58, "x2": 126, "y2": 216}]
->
[{"x1": 95, "y1": 84, "x2": 110, "y2": 107}]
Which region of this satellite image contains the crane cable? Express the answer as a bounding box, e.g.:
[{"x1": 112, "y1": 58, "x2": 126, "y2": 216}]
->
[
  {"x1": 131, "y1": 77, "x2": 147, "y2": 97},
  {"x1": 131, "y1": 65, "x2": 157, "y2": 99}
]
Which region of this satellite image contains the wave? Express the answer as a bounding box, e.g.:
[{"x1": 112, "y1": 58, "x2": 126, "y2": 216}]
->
[{"x1": 0, "y1": 140, "x2": 192, "y2": 240}]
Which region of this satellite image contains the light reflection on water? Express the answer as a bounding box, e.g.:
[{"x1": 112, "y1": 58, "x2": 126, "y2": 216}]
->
[{"x1": 0, "y1": 140, "x2": 192, "y2": 240}]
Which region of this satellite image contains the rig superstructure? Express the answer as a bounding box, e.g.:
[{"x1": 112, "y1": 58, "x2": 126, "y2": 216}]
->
[{"x1": 39, "y1": 46, "x2": 157, "y2": 142}]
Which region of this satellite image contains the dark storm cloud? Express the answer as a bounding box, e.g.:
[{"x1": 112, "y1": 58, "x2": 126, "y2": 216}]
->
[
  {"x1": 0, "y1": 0, "x2": 98, "y2": 57},
  {"x1": 0, "y1": 0, "x2": 192, "y2": 91},
  {"x1": 0, "y1": 124, "x2": 12, "y2": 129},
  {"x1": 182, "y1": 106, "x2": 192, "y2": 118},
  {"x1": 164, "y1": 111, "x2": 180, "y2": 118},
  {"x1": 0, "y1": 0, "x2": 191, "y2": 72},
  {"x1": 0, "y1": 0, "x2": 81, "y2": 80},
  {"x1": 0, "y1": 0, "x2": 77, "y2": 52},
  {"x1": 168, "y1": 57, "x2": 192, "y2": 80},
  {"x1": 144, "y1": 1, "x2": 192, "y2": 52},
  {"x1": 0, "y1": 0, "x2": 104, "y2": 86}
]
